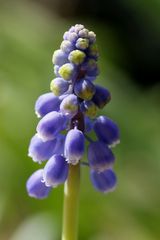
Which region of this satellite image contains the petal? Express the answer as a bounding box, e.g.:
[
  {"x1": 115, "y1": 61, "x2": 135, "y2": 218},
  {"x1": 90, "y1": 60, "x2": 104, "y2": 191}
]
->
[
  {"x1": 68, "y1": 50, "x2": 86, "y2": 65},
  {"x1": 80, "y1": 100, "x2": 97, "y2": 118},
  {"x1": 52, "y1": 49, "x2": 68, "y2": 66},
  {"x1": 76, "y1": 38, "x2": 89, "y2": 50},
  {"x1": 59, "y1": 63, "x2": 75, "y2": 80},
  {"x1": 26, "y1": 169, "x2": 51, "y2": 199},
  {"x1": 92, "y1": 85, "x2": 111, "y2": 109},
  {"x1": 74, "y1": 79, "x2": 95, "y2": 100},
  {"x1": 28, "y1": 134, "x2": 58, "y2": 163},
  {"x1": 64, "y1": 128, "x2": 85, "y2": 165},
  {"x1": 88, "y1": 141, "x2": 115, "y2": 172},
  {"x1": 50, "y1": 77, "x2": 69, "y2": 96},
  {"x1": 36, "y1": 111, "x2": 68, "y2": 141},
  {"x1": 43, "y1": 154, "x2": 69, "y2": 187},
  {"x1": 60, "y1": 40, "x2": 74, "y2": 54},
  {"x1": 35, "y1": 93, "x2": 61, "y2": 118},
  {"x1": 90, "y1": 168, "x2": 117, "y2": 193},
  {"x1": 93, "y1": 116, "x2": 120, "y2": 146},
  {"x1": 60, "y1": 94, "x2": 78, "y2": 118}
]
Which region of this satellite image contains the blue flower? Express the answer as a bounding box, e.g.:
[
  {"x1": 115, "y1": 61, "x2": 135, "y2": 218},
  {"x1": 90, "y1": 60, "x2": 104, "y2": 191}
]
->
[
  {"x1": 28, "y1": 134, "x2": 58, "y2": 163},
  {"x1": 60, "y1": 40, "x2": 74, "y2": 54},
  {"x1": 92, "y1": 85, "x2": 111, "y2": 109},
  {"x1": 43, "y1": 154, "x2": 69, "y2": 187},
  {"x1": 26, "y1": 169, "x2": 51, "y2": 199},
  {"x1": 74, "y1": 79, "x2": 95, "y2": 100},
  {"x1": 93, "y1": 116, "x2": 120, "y2": 146},
  {"x1": 90, "y1": 169, "x2": 117, "y2": 193},
  {"x1": 60, "y1": 94, "x2": 79, "y2": 118},
  {"x1": 52, "y1": 49, "x2": 68, "y2": 66},
  {"x1": 80, "y1": 100, "x2": 97, "y2": 118},
  {"x1": 88, "y1": 141, "x2": 115, "y2": 172},
  {"x1": 58, "y1": 63, "x2": 75, "y2": 80},
  {"x1": 64, "y1": 128, "x2": 85, "y2": 165},
  {"x1": 36, "y1": 111, "x2": 68, "y2": 141},
  {"x1": 35, "y1": 92, "x2": 61, "y2": 118},
  {"x1": 50, "y1": 77, "x2": 70, "y2": 96},
  {"x1": 68, "y1": 50, "x2": 86, "y2": 65},
  {"x1": 27, "y1": 24, "x2": 120, "y2": 198}
]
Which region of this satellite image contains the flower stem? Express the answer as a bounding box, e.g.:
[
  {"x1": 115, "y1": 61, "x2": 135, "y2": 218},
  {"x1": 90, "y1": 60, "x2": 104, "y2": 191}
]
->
[{"x1": 62, "y1": 163, "x2": 80, "y2": 240}]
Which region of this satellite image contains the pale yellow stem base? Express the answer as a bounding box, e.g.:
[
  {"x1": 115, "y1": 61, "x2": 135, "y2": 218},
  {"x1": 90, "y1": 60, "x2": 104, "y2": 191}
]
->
[{"x1": 62, "y1": 164, "x2": 80, "y2": 240}]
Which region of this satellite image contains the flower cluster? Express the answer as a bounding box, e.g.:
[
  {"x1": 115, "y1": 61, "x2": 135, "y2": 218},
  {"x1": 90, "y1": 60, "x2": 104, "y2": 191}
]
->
[{"x1": 26, "y1": 24, "x2": 120, "y2": 199}]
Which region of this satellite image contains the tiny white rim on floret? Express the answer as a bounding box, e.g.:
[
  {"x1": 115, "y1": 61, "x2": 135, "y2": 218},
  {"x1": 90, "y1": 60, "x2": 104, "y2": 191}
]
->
[
  {"x1": 65, "y1": 158, "x2": 79, "y2": 165},
  {"x1": 35, "y1": 111, "x2": 41, "y2": 118},
  {"x1": 37, "y1": 133, "x2": 53, "y2": 142},
  {"x1": 103, "y1": 185, "x2": 117, "y2": 194},
  {"x1": 108, "y1": 139, "x2": 120, "y2": 148}
]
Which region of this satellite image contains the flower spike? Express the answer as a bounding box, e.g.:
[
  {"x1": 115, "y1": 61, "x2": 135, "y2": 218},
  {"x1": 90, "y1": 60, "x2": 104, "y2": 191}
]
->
[{"x1": 27, "y1": 24, "x2": 120, "y2": 199}]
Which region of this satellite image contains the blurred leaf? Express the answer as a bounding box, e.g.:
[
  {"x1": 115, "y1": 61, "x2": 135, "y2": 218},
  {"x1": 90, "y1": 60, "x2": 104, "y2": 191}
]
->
[{"x1": 10, "y1": 212, "x2": 58, "y2": 240}]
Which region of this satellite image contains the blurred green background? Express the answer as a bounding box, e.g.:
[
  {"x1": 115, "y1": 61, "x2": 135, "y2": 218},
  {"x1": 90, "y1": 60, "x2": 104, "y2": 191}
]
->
[{"x1": 0, "y1": 0, "x2": 160, "y2": 239}]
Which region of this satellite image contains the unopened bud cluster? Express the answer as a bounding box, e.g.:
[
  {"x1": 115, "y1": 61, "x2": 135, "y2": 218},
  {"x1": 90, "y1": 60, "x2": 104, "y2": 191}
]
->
[{"x1": 26, "y1": 24, "x2": 120, "y2": 199}]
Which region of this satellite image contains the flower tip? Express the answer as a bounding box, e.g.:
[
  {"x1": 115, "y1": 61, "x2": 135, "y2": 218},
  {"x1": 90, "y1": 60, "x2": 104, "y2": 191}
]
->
[
  {"x1": 36, "y1": 132, "x2": 48, "y2": 142},
  {"x1": 109, "y1": 139, "x2": 120, "y2": 148},
  {"x1": 66, "y1": 158, "x2": 79, "y2": 165},
  {"x1": 35, "y1": 111, "x2": 41, "y2": 118},
  {"x1": 104, "y1": 184, "x2": 117, "y2": 194}
]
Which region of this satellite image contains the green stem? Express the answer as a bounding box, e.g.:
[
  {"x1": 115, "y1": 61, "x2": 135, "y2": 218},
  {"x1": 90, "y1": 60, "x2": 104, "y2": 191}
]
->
[{"x1": 62, "y1": 163, "x2": 80, "y2": 240}]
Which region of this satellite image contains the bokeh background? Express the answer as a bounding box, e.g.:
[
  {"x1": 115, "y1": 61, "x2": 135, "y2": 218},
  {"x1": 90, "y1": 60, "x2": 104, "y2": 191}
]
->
[{"x1": 0, "y1": 0, "x2": 160, "y2": 239}]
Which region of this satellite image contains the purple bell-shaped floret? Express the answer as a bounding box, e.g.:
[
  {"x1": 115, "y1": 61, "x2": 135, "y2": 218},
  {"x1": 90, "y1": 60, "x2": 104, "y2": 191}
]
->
[
  {"x1": 88, "y1": 141, "x2": 115, "y2": 172},
  {"x1": 37, "y1": 111, "x2": 68, "y2": 141},
  {"x1": 43, "y1": 154, "x2": 69, "y2": 187},
  {"x1": 92, "y1": 85, "x2": 111, "y2": 109},
  {"x1": 90, "y1": 169, "x2": 117, "y2": 193},
  {"x1": 28, "y1": 134, "x2": 58, "y2": 163},
  {"x1": 93, "y1": 116, "x2": 120, "y2": 146},
  {"x1": 60, "y1": 94, "x2": 79, "y2": 118},
  {"x1": 64, "y1": 128, "x2": 85, "y2": 165},
  {"x1": 26, "y1": 169, "x2": 51, "y2": 199},
  {"x1": 35, "y1": 92, "x2": 61, "y2": 118}
]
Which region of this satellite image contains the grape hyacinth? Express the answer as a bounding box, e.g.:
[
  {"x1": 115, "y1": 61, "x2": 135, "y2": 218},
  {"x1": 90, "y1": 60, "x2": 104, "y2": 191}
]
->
[{"x1": 26, "y1": 24, "x2": 120, "y2": 240}]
